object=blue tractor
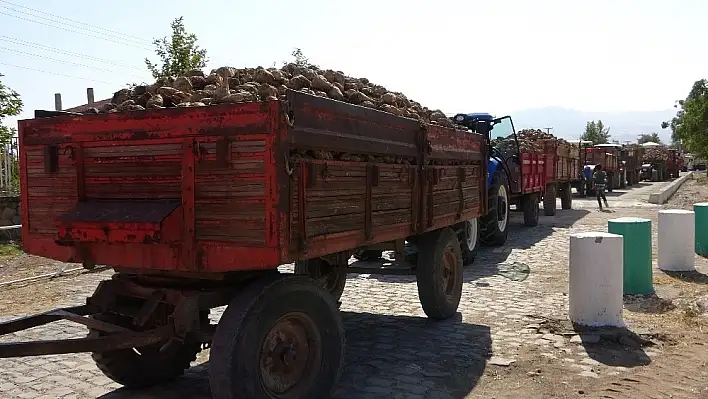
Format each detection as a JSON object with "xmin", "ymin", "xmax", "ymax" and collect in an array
[{"xmin": 451, "ymin": 112, "xmax": 525, "ymax": 248}]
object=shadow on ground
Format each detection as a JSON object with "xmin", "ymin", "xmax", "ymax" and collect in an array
[
  {"xmin": 662, "ymin": 270, "xmax": 708, "ymax": 285},
  {"xmin": 98, "ymin": 313, "xmax": 491, "ymax": 399},
  {"xmin": 359, "ymin": 208, "xmax": 588, "ymax": 284},
  {"xmin": 580, "ymin": 327, "xmax": 653, "ymax": 368}
]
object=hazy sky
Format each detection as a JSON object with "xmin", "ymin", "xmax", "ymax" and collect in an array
[{"xmin": 1, "ymin": 0, "xmax": 705, "ymax": 129}]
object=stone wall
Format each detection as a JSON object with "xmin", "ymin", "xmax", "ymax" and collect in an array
[{"xmin": 0, "ymin": 196, "xmax": 20, "ymax": 226}]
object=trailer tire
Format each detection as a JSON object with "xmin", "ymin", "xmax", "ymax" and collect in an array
[
  {"xmin": 480, "ymin": 170, "xmax": 509, "ymax": 247},
  {"xmin": 543, "ymin": 184, "xmax": 556, "ymax": 216},
  {"xmin": 522, "ymin": 193, "xmax": 539, "ymax": 227},
  {"xmin": 560, "ymin": 182, "xmax": 573, "ymax": 210},
  {"xmin": 416, "ymin": 227, "xmax": 463, "ymax": 320},
  {"xmin": 607, "ymin": 173, "xmax": 614, "ymax": 192},
  {"xmin": 294, "ymin": 258, "xmax": 346, "ymax": 301},
  {"xmin": 459, "ymin": 218, "xmax": 479, "ymax": 265},
  {"xmin": 89, "ymin": 313, "xmax": 204, "ymax": 389},
  {"xmin": 352, "ymin": 249, "xmax": 384, "ymax": 261},
  {"xmin": 209, "ymin": 275, "xmax": 344, "ymax": 399}
]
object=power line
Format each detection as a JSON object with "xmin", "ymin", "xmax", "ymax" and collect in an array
[
  {"xmin": 0, "ymin": 10, "xmax": 153, "ymax": 51},
  {"xmin": 0, "ymin": 62, "xmax": 117, "ymax": 84},
  {"xmin": 0, "ymin": 0, "xmax": 151, "ymax": 45},
  {"xmin": 0, "ymin": 46, "xmax": 145, "ymax": 78},
  {"xmin": 0, "ymin": 36, "xmax": 145, "ymax": 71}
]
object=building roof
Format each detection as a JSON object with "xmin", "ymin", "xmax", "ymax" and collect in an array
[{"xmin": 64, "ymin": 99, "xmax": 111, "ymax": 113}]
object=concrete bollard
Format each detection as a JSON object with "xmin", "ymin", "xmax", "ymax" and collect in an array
[
  {"xmin": 608, "ymin": 217, "xmax": 653, "ymax": 295},
  {"xmin": 695, "ymin": 203, "xmax": 708, "ymax": 257},
  {"xmin": 569, "ymin": 232, "xmax": 625, "ymax": 327},
  {"xmin": 658, "ymin": 209, "xmax": 696, "ymax": 272}
]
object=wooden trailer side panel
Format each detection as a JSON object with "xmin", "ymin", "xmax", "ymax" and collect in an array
[{"xmin": 282, "ymin": 92, "xmax": 486, "ymax": 262}]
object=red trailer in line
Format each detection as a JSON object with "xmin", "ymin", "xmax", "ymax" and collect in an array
[{"xmin": 0, "ymin": 90, "xmax": 490, "ymax": 398}]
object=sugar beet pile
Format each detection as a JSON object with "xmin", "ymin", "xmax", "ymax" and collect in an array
[
  {"xmin": 102, "ymin": 64, "xmax": 457, "ymax": 130},
  {"xmin": 90, "ymin": 64, "xmax": 573, "ymax": 164}
]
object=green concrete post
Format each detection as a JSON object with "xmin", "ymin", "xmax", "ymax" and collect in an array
[
  {"xmin": 608, "ymin": 217, "xmax": 654, "ymax": 295},
  {"xmin": 695, "ymin": 203, "xmax": 708, "ymax": 257}
]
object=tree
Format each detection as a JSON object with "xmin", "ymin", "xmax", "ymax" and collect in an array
[
  {"xmin": 580, "ymin": 120, "xmax": 611, "ymax": 144},
  {"xmin": 637, "ymin": 132, "xmax": 662, "ymax": 145},
  {"xmin": 662, "ymin": 79, "xmax": 708, "ymax": 158},
  {"xmin": 286, "ymin": 48, "xmax": 317, "ymax": 68},
  {"xmin": 145, "ymin": 17, "xmax": 208, "ymax": 79},
  {"xmin": 0, "ymin": 73, "xmax": 22, "ymax": 144}
]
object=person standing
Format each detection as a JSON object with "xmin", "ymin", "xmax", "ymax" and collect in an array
[{"xmin": 593, "ymin": 165, "xmax": 609, "ymax": 210}]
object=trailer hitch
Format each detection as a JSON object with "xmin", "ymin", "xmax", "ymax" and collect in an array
[{"xmin": 0, "ymin": 305, "xmax": 173, "ymax": 358}]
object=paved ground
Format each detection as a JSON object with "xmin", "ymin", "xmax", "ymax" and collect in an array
[{"xmin": 0, "ymin": 175, "xmax": 707, "ymax": 398}]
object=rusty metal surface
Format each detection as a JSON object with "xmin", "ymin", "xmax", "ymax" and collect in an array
[{"xmin": 0, "ymin": 327, "xmax": 173, "ymax": 358}]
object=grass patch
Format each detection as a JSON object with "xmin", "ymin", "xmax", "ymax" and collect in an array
[{"xmin": 0, "ymin": 242, "xmax": 23, "ymax": 257}]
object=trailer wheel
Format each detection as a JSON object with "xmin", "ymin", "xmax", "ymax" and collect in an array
[
  {"xmin": 352, "ymin": 249, "xmax": 384, "ymax": 261},
  {"xmin": 522, "ymin": 193, "xmax": 539, "ymax": 227},
  {"xmin": 209, "ymin": 276, "xmax": 344, "ymax": 399},
  {"xmin": 543, "ymin": 184, "xmax": 556, "ymax": 216},
  {"xmin": 294, "ymin": 258, "xmax": 346, "ymax": 301},
  {"xmin": 607, "ymin": 173, "xmax": 614, "ymax": 192},
  {"xmin": 480, "ymin": 170, "xmax": 509, "ymax": 246},
  {"xmin": 460, "ymin": 218, "xmax": 479, "ymax": 265},
  {"xmin": 577, "ymin": 181, "xmax": 586, "ymax": 197},
  {"xmin": 560, "ymin": 182, "xmax": 573, "ymax": 210},
  {"xmin": 416, "ymin": 227, "xmax": 463, "ymax": 320},
  {"xmin": 89, "ymin": 312, "xmax": 205, "ymax": 388}
]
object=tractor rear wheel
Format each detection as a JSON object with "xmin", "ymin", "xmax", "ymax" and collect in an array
[{"xmin": 209, "ymin": 276, "xmax": 344, "ymax": 399}]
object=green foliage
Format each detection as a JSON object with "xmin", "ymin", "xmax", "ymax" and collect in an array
[
  {"xmin": 637, "ymin": 132, "xmax": 662, "ymax": 145},
  {"xmin": 662, "ymin": 79, "xmax": 708, "ymax": 158},
  {"xmin": 581, "ymin": 120, "xmax": 611, "ymax": 144},
  {"xmin": 145, "ymin": 17, "xmax": 208, "ymax": 79},
  {"xmin": 0, "ymin": 73, "xmax": 22, "ymax": 144},
  {"xmin": 286, "ymin": 48, "xmax": 317, "ymax": 68}
]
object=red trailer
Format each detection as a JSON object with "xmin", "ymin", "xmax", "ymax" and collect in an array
[
  {"xmin": 534, "ymin": 139, "xmax": 579, "ymax": 216},
  {"xmin": 667, "ymin": 149, "xmax": 681, "ymax": 178},
  {"xmin": 0, "ymin": 90, "xmax": 488, "ymax": 398},
  {"xmin": 587, "ymin": 144, "xmax": 621, "ymax": 192}
]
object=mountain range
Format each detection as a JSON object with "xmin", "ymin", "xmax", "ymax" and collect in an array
[{"xmin": 509, "ymin": 107, "xmax": 677, "ymax": 144}]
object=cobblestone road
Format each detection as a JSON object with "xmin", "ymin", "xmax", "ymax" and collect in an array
[{"xmin": 0, "ymin": 179, "xmax": 706, "ymax": 398}]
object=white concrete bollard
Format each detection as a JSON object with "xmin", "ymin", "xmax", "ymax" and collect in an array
[
  {"xmin": 658, "ymin": 209, "xmax": 696, "ymax": 272},
  {"xmin": 569, "ymin": 232, "xmax": 625, "ymax": 327}
]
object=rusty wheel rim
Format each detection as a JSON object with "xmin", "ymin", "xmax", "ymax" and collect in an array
[
  {"xmin": 259, "ymin": 312, "xmax": 322, "ymax": 398},
  {"xmin": 441, "ymin": 246, "xmax": 459, "ymax": 302}
]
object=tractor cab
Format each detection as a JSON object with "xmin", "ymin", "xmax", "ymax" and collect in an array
[{"xmin": 451, "ymin": 113, "xmax": 522, "ymax": 193}]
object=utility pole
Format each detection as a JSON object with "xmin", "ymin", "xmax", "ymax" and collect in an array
[{"xmin": 544, "ymin": 127, "xmax": 553, "ymax": 135}]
